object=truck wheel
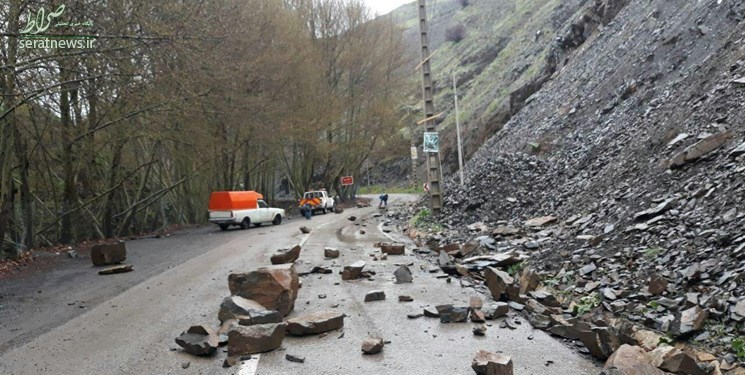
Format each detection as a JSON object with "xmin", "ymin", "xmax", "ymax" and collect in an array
[
  {"xmin": 272, "ymin": 215, "xmax": 282, "ymax": 225},
  {"xmin": 219, "ymin": 224, "xmax": 229, "ymax": 231},
  {"xmin": 240, "ymin": 218, "xmax": 250, "ymax": 230}
]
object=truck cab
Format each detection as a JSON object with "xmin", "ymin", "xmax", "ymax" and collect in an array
[{"xmin": 299, "ymin": 190, "xmax": 335, "ymax": 214}]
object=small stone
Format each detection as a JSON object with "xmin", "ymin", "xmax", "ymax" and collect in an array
[
  {"xmin": 673, "ymin": 306, "xmax": 708, "ymax": 338},
  {"xmin": 299, "ymin": 226, "xmax": 310, "ymax": 234},
  {"xmin": 285, "ymin": 353, "xmax": 305, "ymax": 363},
  {"xmin": 324, "ymin": 248, "xmax": 340, "ymax": 259},
  {"xmin": 579, "ymin": 263, "xmax": 597, "ymax": 276},
  {"xmin": 472, "ymin": 350, "xmax": 513, "ymax": 375},
  {"xmin": 181, "ymin": 361, "xmax": 190, "ymax": 369},
  {"xmin": 364, "ymin": 290, "xmax": 386, "ymax": 302},
  {"xmin": 270, "ymin": 244, "xmax": 301, "ymax": 265},
  {"xmin": 98, "ymin": 264, "xmax": 133, "ymax": 275},
  {"xmin": 175, "ymin": 325, "xmax": 219, "ymax": 356},
  {"xmin": 482, "ymin": 302, "xmax": 510, "ymax": 319},
  {"xmin": 473, "ymin": 325, "xmax": 487, "ymax": 336},
  {"xmin": 223, "ymin": 356, "xmax": 238, "ymax": 368},
  {"xmin": 381, "ymin": 243, "xmax": 405, "ymax": 255},
  {"xmin": 361, "ymin": 337, "xmax": 384, "ymax": 354},
  {"xmin": 525, "ymin": 216, "xmax": 557, "ymax": 227},
  {"xmin": 437, "ymin": 305, "xmax": 469, "ymax": 323},
  {"xmin": 342, "ymin": 261, "xmax": 366, "ymax": 280},
  {"xmin": 394, "ymin": 265, "xmax": 413, "ymax": 283},
  {"xmin": 399, "ymin": 295, "xmax": 414, "ymax": 302},
  {"xmin": 648, "ymin": 275, "xmax": 668, "ymax": 296},
  {"xmin": 423, "ymin": 307, "xmax": 440, "ymax": 318}
]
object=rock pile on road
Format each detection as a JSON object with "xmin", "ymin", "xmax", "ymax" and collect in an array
[{"xmin": 397, "ymin": 0, "xmax": 745, "ymax": 370}]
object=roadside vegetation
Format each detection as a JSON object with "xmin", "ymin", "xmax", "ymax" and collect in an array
[{"xmin": 0, "ymin": 0, "xmax": 408, "ymax": 258}]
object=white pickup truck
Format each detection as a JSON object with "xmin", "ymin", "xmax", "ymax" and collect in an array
[
  {"xmin": 208, "ymin": 191, "xmax": 286, "ymax": 231},
  {"xmin": 299, "ymin": 190, "xmax": 335, "ymax": 214}
]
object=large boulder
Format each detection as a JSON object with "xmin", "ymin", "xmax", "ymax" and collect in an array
[
  {"xmin": 90, "ymin": 242, "xmax": 126, "ymax": 266},
  {"xmin": 228, "ymin": 323, "xmax": 286, "ymax": 356},
  {"xmin": 228, "ymin": 264, "xmax": 299, "ymax": 316},
  {"xmin": 485, "ymin": 267, "xmax": 514, "ymax": 301},
  {"xmin": 286, "ymin": 311, "xmax": 345, "ymax": 336},
  {"xmin": 175, "ymin": 325, "xmax": 219, "ymax": 356},
  {"xmin": 218, "ymin": 296, "xmax": 281, "ymax": 324},
  {"xmin": 270, "ymin": 244, "xmax": 301, "ymax": 265}
]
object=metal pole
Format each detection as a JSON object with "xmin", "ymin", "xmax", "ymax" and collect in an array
[
  {"xmin": 417, "ymin": 0, "xmax": 443, "ymax": 213},
  {"xmin": 453, "ymin": 72, "xmax": 464, "ymax": 186}
]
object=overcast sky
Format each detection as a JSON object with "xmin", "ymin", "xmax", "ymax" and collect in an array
[{"xmin": 365, "ymin": 0, "xmax": 413, "ymax": 15}]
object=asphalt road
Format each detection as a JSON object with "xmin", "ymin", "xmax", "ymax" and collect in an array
[{"xmin": 0, "ymin": 194, "xmax": 601, "ymax": 374}]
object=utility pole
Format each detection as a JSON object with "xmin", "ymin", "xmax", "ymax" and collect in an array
[
  {"xmin": 453, "ymin": 72, "xmax": 464, "ymax": 186},
  {"xmin": 417, "ymin": 0, "xmax": 443, "ymax": 213}
]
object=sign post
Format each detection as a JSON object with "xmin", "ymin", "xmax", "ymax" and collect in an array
[{"xmin": 340, "ymin": 176, "xmax": 354, "ymax": 186}]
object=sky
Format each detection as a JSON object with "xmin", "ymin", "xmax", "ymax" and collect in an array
[{"xmin": 364, "ymin": 0, "xmax": 413, "ymax": 15}]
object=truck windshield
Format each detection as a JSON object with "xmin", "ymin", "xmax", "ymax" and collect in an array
[{"xmin": 258, "ymin": 201, "xmax": 268, "ymax": 208}]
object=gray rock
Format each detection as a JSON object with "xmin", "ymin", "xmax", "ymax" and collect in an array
[
  {"xmin": 227, "ymin": 323, "xmax": 286, "ymax": 356},
  {"xmin": 485, "ymin": 267, "xmax": 514, "ymax": 300},
  {"xmin": 364, "ymin": 290, "xmax": 386, "ymax": 302},
  {"xmin": 394, "ymin": 265, "xmax": 413, "ymax": 283},
  {"xmin": 472, "ymin": 350, "xmax": 514, "ymax": 375},
  {"xmin": 672, "ymin": 306, "xmax": 708, "ymax": 338},
  {"xmin": 361, "ymin": 337, "xmax": 384, "ymax": 354},
  {"xmin": 286, "ymin": 311, "xmax": 345, "ymax": 336},
  {"xmin": 219, "ymin": 296, "xmax": 281, "ymax": 324},
  {"xmin": 437, "ymin": 305, "xmax": 469, "ymax": 323},
  {"xmin": 324, "ymin": 247, "xmax": 340, "ymax": 259},
  {"xmin": 285, "ymin": 353, "xmax": 305, "ymax": 363},
  {"xmin": 175, "ymin": 325, "xmax": 219, "ymax": 356},
  {"xmin": 634, "ymin": 199, "xmax": 676, "ymax": 222},
  {"xmin": 342, "ymin": 261, "xmax": 366, "ymax": 280},
  {"xmin": 270, "ymin": 244, "xmax": 301, "ymax": 265},
  {"xmin": 668, "ymin": 131, "xmax": 733, "ymax": 168},
  {"xmin": 91, "ymin": 242, "xmax": 127, "ymax": 266}
]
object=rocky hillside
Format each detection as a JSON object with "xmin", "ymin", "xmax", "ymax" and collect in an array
[
  {"xmin": 398, "ymin": 0, "xmax": 745, "ymax": 372},
  {"xmin": 393, "ymin": 0, "xmax": 635, "ymax": 173}
]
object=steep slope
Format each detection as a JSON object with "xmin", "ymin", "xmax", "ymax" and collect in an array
[
  {"xmin": 393, "ymin": 0, "xmax": 632, "ymax": 173},
  {"xmin": 404, "ymin": 0, "xmax": 745, "ymax": 364}
]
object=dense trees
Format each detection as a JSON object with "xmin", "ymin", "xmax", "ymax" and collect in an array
[{"xmin": 0, "ymin": 0, "xmax": 407, "ymax": 258}]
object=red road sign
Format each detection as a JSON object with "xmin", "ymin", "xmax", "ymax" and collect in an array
[{"xmin": 340, "ymin": 176, "xmax": 354, "ymax": 186}]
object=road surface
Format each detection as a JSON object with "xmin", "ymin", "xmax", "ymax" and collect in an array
[{"xmin": 0, "ymin": 194, "xmax": 601, "ymax": 374}]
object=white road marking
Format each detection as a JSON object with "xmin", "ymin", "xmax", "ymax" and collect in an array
[{"xmin": 238, "ymin": 354, "xmax": 260, "ymax": 375}]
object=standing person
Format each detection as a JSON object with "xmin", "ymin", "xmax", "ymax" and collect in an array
[{"xmin": 302, "ymin": 203, "xmax": 312, "ymax": 220}]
